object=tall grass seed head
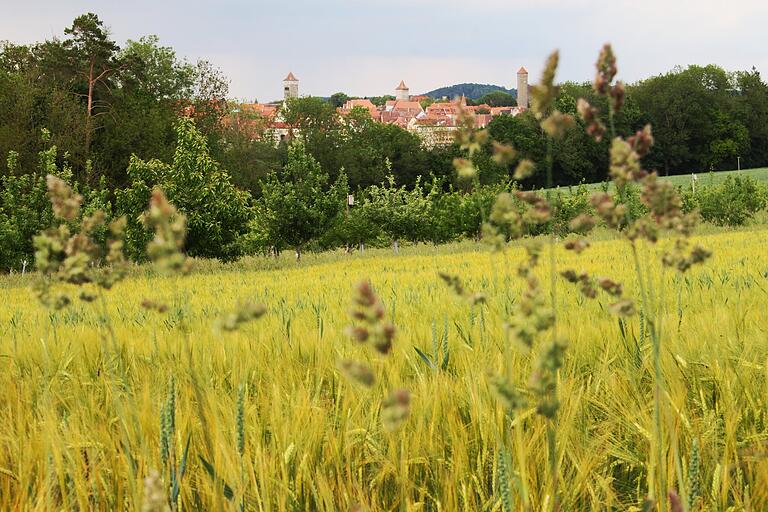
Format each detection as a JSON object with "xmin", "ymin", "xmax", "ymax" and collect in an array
[
  {"xmin": 530, "ymin": 50, "xmax": 560, "ymax": 118},
  {"xmin": 142, "ymin": 469, "xmax": 170, "ymax": 512},
  {"xmin": 144, "ymin": 189, "xmax": 188, "ymax": 273},
  {"xmin": 381, "ymin": 389, "xmax": 411, "ymax": 432},
  {"xmin": 491, "ymin": 141, "xmax": 517, "ymax": 166},
  {"xmin": 347, "ymin": 281, "xmax": 395, "ymax": 355},
  {"xmin": 338, "ymin": 360, "xmax": 376, "ymax": 387},
  {"xmin": 541, "ymin": 110, "xmax": 575, "ymax": 139},
  {"xmin": 513, "ymin": 159, "xmax": 536, "ymax": 181},
  {"xmin": 595, "ymin": 43, "xmax": 617, "ymax": 95},
  {"xmin": 577, "ymin": 99, "xmax": 606, "ymax": 142},
  {"xmin": 628, "ymin": 124, "xmax": 654, "ymax": 157},
  {"xmin": 46, "ymin": 174, "xmax": 82, "ymax": 221}
]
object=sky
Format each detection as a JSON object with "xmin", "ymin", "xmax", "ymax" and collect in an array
[{"xmin": 2, "ymin": 0, "xmax": 766, "ymax": 102}]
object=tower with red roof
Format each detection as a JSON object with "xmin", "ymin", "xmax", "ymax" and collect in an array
[
  {"xmin": 395, "ymin": 80, "xmax": 410, "ymax": 102},
  {"xmin": 283, "ymin": 72, "xmax": 299, "ymax": 100}
]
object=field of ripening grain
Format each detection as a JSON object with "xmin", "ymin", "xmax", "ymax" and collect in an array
[{"xmin": 1, "ymin": 229, "xmax": 767, "ymax": 510}]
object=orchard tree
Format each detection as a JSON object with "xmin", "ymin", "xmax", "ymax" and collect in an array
[
  {"xmin": 117, "ymin": 117, "xmax": 252, "ymax": 261},
  {"xmin": 255, "ymin": 140, "xmax": 347, "ymax": 260},
  {"xmin": 363, "ymin": 172, "xmax": 431, "ymax": 253}
]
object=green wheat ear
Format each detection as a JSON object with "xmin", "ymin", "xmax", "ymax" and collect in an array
[
  {"xmin": 496, "ymin": 447, "xmax": 513, "ymax": 512},
  {"xmin": 236, "ymin": 385, "xmax": 245, "ymax": 457},
  {"xmin": 688, "ymin": 438, "xmax": 701, "ymax": 509}
]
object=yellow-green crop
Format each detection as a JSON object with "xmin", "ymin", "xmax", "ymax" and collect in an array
[{"xmin": 1, "ymin": 229, "xmax": 767, "ymax": 510}]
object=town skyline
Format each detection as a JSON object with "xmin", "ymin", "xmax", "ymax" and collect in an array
[{"xmin": 2, "ymin": 0, "xmax": 766, "ymax": 101}]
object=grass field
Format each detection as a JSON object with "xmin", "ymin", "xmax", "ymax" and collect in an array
[
  {"xmin": 551, "ymin": 166, "xmax": 768, "ymax": 194},
  {"xmin": 1, "ymin": 226, "xmax": 768, "ymax": 510}
]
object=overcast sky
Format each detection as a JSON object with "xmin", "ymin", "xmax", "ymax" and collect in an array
[{"xmin": 2, "ymin": 0, "xmax": 766, "ymax": 102}]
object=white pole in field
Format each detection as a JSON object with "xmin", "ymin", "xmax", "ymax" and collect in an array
[{"xmin": 737, "ymin": 156, "xmax": 741, "ymax": 171}]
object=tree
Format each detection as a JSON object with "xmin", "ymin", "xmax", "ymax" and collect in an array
[
  {"xmin": 329, "ymin": 92, "xmax": 350, "ymax": 108},
  {"xmin": 476, "ymin": 90, "xmax": 516, "ymax": 107},
  {"xmin": 63, "ymin": 13, "xmax": 122, "ymax": 156},
  {"xmin": 117, "ymin": 117, "xmax": 252, "ymax": 261},
  {"xmin": 362, "ymin": 173, "xmax": 431, "ymax": 253},
  {"xmin": 255, "ymin": 141, "xmax": 346, "ymax": 259}
]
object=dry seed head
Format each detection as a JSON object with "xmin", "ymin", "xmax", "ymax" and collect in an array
[
  {"xmin": 609, "ymin": 138, "xmax": 641, "ymax": 188},
  {"xmin": 348, "ymin": 281, "xmax": 395, "ymax": 355},
  {"xmin": 144, "ymin": 189, "xmax": 188, "ymax": 273},
  {"xmin": 577, "ymin": 99, "xmax": 606, "ymax": 142},
  {"xmin": 668, "ymin": 490, "xmax": 684, "ymax": 512},
  {"xmin": 141, "ymin": 299, "xmax": 169, "ymax": 313},
  {"xmin": 541, "ymin": 110, "xmax": 575, "ymax": 139},
  {"xmin": 491, "ymin": 141, "xmax": 517, "ymax": 166},
  {"xmin": 218, "ymin": 302, "xmax": 267, "ymax": 331},
  {"xmin": 628, "ymin": 124, "xmax": 654, "ymax": 157},
  {"xmin": 142, "ymin": 469, "xmax": 170, "ymax": 512},
  {"xmin": 513, "ymin": 159, "xmax": 536, "ymax": 181},
  {"xmin": 489, "ymin": 373, "xmax": 525, "ymax": 412},
  {"xmin": 589, "ymin": 192, "xmax": 626, "ymax": 229},
  {"xmin": 338, "ymin": 360, "xmax": 376, "ymax": 387},
  {"xmin": 46, "ymin": 174, "xmax": 82, "ymax": 221},
  {"xmin": 452, "ymin": 157, "xmax": 477, "ymax": 180},
  {"xmin": 569, "ymin": 214, "xmax": 596, "ymax": 234},
  {"xmin": 381, "ymin": 389, "xmax": 411, "ymax": 432},
  {"xmin": 641, "ymin": 173, "xmax": 682, "ymax": 223},
  {"xmin": 597, "ymin": 277, "xmax": 623, "ymax": 297},
  {"xmin": 595, "ymin": 44, "xmax": 618, "ymax": 95},
  {"xmin": 564, "ymin": 237, "xmax": 590, "ymax": 254},
  {"xmin": 530, "ymin": 50, "xmax": 559, "ymax": 118},
  {"xmin": 608, "ymin": 299, "xmax": 636, "ymax": 317},
  {"xmin": 611, "ymin": 81, "xmax": 626, "ymax": 111}
]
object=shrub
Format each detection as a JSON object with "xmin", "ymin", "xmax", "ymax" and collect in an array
[
  {"xmin": 695, "ymin": 175, "xmax": 767, "ymax": 226},
  {"xmin": 117, "ymin": 118, "xmax": 253, "ymax": 261}
]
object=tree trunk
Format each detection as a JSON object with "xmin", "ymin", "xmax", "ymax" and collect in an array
[
  {"xmin": 295, "ymin": 247, "xmax": 302, "ymax": 262},
  {"xmin": 85, "ymin": 59, "xmax": 95, "ymax": 156},
  {"xmin": 359, "ymin": 242, "xmax": 365, "ymax": 254},
  {"xmin": 393, "ymin": 240, "xmax": 399, "ymax": 255}
]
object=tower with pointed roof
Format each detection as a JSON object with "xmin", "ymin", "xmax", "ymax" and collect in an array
[
  {"xmin": 395, "ymin": 80, "xmax": 409, "ymax": 102},
  {"xmin": 283, "ymin": 72, "xmax": 299, "ymax": 100},
  {"xmin": 516, "ymin": 67, "xmax": 528, "ymax": 109}
]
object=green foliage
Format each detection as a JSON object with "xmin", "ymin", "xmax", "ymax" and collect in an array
[
  {"xmin": 690, "ymin": 175, "xmax": 767, "ymax": 225},
  {"xmin": 117, "ymin": 117, "xmax": 252, "ymax": 260},
  {"xmin": 362, "ymin": 174, "xmax": 432, "ymax": 247},
  {"xmin": 424, "ymin": 83, "xmax": 516, "ymax": 100},
  {"xmin": 476, "ymin": 90, "xmax": 517, "ymax": 107},
  {"xmin": 250, "ymin": 141, "xmax": 346, "ymax": 257}
]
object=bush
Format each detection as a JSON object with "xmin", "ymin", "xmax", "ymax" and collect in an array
[
  {"xmin": 694, "ymin": 175, "xmax": 767, "ymax": 226},
  {"xmin": 117, "ymin": 118, "xmax": 253, "ymax": 261}
]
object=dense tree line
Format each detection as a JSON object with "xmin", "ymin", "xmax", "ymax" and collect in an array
[{"xmin": 1, "ymin": 13, "xmax": 767, "ymax": 268}]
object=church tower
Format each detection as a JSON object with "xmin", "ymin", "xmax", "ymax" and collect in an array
[
  {"xmin": 283, "ymin": 72, "xmax": 299, "ymax": 100},
  {"xmin": 516, "ymin": 67, "xmax": 528, "ymax": 108},
  {"xmin": 395, "ymin": 80, "xmax": 409, "ymax": 102}
]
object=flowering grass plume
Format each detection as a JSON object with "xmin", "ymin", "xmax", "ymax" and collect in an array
[
  {"xmin": 32, "ymin": 175, "xmax": 128, "ymax": 309},
  {"xmin": 143, "ymin": 188, "xmax": 188, "ymax": 274},
  {"xmin": 346, "ymin": 280, "xmax": 395, "ymax": 355},
  {"xmin": 216, "ymin": 302, "xmax": 267, "ymax": 332}
]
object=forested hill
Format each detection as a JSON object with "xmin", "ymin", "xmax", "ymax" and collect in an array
[{"xmin": 423, "ymin": 83, "xmax": 517, "ymax": 100}]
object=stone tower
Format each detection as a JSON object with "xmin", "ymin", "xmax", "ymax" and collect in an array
[
  {"xmin": 395, "ymin": 80, "xmax": 409, "ymax": 102},
  {"xmin": 283, "ymin": 72, "xmax": 299, "ymax": 100},
  {"xmin": 516, "ymin": 67, "xmax": 528, "ymax": 108}
]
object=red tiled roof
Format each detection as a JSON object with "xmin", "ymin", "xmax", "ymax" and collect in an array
[
  {"xmin": 341, "ymin": 99, "xmax": 379, "ymax": 117},
  {"xmin": 518, "ymin": 67, "xmax": 528, "ymax": 74},
  {"xmin": 396, "ymin": 80, "xmax": 408, "ymax": 90},
  {"xmin": 284, "ymin": 72, "xmax": 298, "ymax": 81}
]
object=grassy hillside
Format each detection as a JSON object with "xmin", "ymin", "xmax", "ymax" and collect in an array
[
  {"xmin": 423, "ymin": 83, "xmax": 516, "ymax": 100},
  {"xmin": 550, "ymin": 166, "xmax": 768, "ymax": 193}
]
